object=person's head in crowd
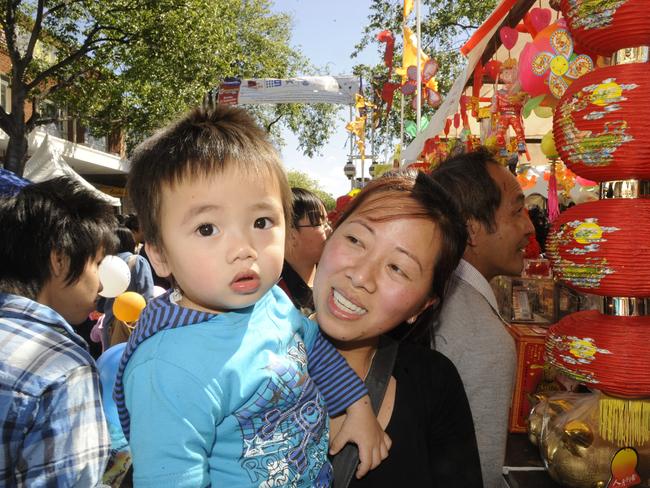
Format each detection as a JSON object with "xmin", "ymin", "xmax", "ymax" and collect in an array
[
  {"xmin": 115, "ymin": 226, "xmax": 137, "ymax": 254},
  {"xmin": 527, "ymin": 205, "xmax": 550, "ymax": 255},
  {"xmin": 314, "ymin": 171, "xmax": 468, "ymax": 346},
  {"xmin": 116, "ymin": 213, "xmax": 126, "ymax": 226},
  {"xmin": 285, "ymin": 188, "xmax": 331, "ymax": 279},
  {"xmin": 431, "ymin": 147, "xmax": 534, "ymax": 281},
  {"xmin": 127, "ymin": 104, "xmax": 291, "ymax": 313},
  {"xmin": 123, "ymin": 213, "xmax": 144, "ymax": 244},
  {"xmin": 0, "ymin": 177, "xmax": 117, "ymax": 325}
]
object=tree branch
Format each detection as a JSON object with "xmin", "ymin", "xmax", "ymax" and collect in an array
[
  {"xmin": 22, "ymin": 0, "xmax": 45, "ymax": 68},
  {"xmin": 265, "ymin": 113, "xmax": 284, "ymax": 132},
  {"xmin": 25, "ymin": 25, "xmax": 129, "ymax": 91}
]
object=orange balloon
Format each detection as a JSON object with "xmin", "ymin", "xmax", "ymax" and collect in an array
[{"xmin": 113, "ymin": 292, "xmax": 146, "ymax": 323}]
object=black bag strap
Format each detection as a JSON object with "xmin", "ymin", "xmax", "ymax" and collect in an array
[{"xmin": 331, "ymin": 335, "xmax": 399, "ymax": 488}]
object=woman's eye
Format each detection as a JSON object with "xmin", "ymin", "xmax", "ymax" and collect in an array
[
  {"xmin": 197, "ymin": 224, "xmax": 218, "ymax": 237},
  {"xmin": 389, "ymin": 264, "xmax": 409, "ymax": 279},
  {"xmin": 345, "ymin": 235, "xmax": 360, "ymax": 245},
  {"xmin": 254, "ymin": 217, "xmax": 273, "ymax": 229}
]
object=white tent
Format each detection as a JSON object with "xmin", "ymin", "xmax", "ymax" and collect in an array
[{"xmin": 23, "ymin": 134, "xmax": 121, "ymax": 206}]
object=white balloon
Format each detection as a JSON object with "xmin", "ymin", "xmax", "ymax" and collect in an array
[
  {"xmin": 153, "ymin": 285, "xmax": 167, "ymax": 297},
  {"xmin": 98, "ymin": 256, "xmax": 131, "ymax": 298}
]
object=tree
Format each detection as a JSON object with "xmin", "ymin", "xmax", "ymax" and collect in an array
[
  {"xmin": 0, "ymin": 0, "xmax": 342, "ymax": 176},
  {"xmin": 350, "ymin": 0, "xmax": 497, "ymax": 154},
  {"xmin": 287, "ymin": 169, "xmax": 335, "ymax": 211}
]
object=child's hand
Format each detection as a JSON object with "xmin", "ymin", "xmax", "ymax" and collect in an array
[{"xmin": 329, "ymin": 394, "xmax": 391, "ymax": 478}]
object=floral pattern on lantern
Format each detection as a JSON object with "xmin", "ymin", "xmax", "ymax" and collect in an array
[
  {"xmin": 561, "ymin": 0, "xmax": 650, "ymax": 55},
  {"xmin": 553, "ymin": 63, "xmax": 650, "ymax": 182},
  {"xmin": 547, "ymin": 311, "xmax": 650, "ymax": 397},
  {"xmin": 546, "ymin": 199, "xmax": 650, "ymax": 296}
]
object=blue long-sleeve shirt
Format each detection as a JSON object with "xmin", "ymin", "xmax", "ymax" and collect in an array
[{"xmin": 114, "ymin": 286, "xmax": 367, "ymax": 487}]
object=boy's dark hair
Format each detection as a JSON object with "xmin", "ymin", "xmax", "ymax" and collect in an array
[
  {"xmin": 334, "ymin": 171, "xmax": 468, "ymax": 345},
  {"xmin": 431, "ymin": 147, "xmax": 502, "ymax": 233},
  {"xmin": 290, "ymin": 187, "xmax": 326, "ymax": 228},
  {"xmin": 127, "ymin": 105, "xmax": 291, "ymax": 247},
  {"xmin": 0, "ymin": 177, "xmax": 117, "ymax": 299},
  {"xmin": 116, "ymin": 226, "xmax": 137, "ymax": 253}
]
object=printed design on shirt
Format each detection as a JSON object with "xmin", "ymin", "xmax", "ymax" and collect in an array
[{"xmin": 234, "ymin": 337, "xmax": 331, "ymax": 487}]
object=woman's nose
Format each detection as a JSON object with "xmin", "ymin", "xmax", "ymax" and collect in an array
[{"xmin": 346, "ymin": 259, "xmax": 377, "ymax": 294}]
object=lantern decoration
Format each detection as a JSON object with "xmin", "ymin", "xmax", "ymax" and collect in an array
[
  {"xmin": 538, "ymin": 0, "xmax": 650, "ymax": 480},
  {"xmin": 519, "ymin": 20, "xmax": 594, "ymax": 104},
  {"xmin": 546, "ymin": 310, "xmax": 650, "ymax": 397},
  {"xmin": 546, "ymin": 198, "xmax": 650, "ymax": 297},
  {"xmin": 560, "ymin": 0, "xmax": 650, "ymax": 56},
  {"xmin": 553, "ymin": 63, "xmax": 650, "ymax": 182},
  {"xmin": 343, "ymin": 161, "xmax": 356, "ymax": 180}
]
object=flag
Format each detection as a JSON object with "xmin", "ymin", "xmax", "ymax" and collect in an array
[{"xmin": 404, "ymin": 0, "xmax": 414, "ymax": 19}]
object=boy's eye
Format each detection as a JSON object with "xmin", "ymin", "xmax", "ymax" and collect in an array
[
  {"xmin": 254, "ymin": 217, "xmax": 273, "ymax": 229},
  {"xmin": 197, "ymin": 224, "xmax": 218, "ymax": 237}
]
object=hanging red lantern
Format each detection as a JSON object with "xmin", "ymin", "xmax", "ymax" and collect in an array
[
  {"xmin": 553, "ymin": 62, "xmax": 650, "ymax": 182},
  {"xmin": 560, "ymin": 0, "xmax": 650, "ymax": 56},
  {"xmin": 546, "ymin": 199, "xmax": 650, "ymax": 296},
  {"xmin": 547, "ymin": 310, "xmax": 650, "ymax": 397}
]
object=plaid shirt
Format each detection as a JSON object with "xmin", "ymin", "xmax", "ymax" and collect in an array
[{"xmin": 0, "ymin": 293, "xmax": 110, "ymax": 487}]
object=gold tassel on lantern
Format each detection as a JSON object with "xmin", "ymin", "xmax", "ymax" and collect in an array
[{"xmin": 599, "ymin": 395, "xmax": 650, "ymax": 446}]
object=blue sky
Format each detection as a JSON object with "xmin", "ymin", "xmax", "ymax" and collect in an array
[{"xmin": 270, "ymin": 0, "xmax": 380, "ymax": 197}]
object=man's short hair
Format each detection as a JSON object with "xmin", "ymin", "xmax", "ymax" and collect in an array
[
  {"xmin": 127, "ymin": 105, "xmax": 292, "ymax": 247},
  {"xmin": 0, "ymin": 177, "xmax": 117, "ymax": 299},
  {"xmin": 431, "ymin": 147, "xmax": 502, "ymax": 233}
]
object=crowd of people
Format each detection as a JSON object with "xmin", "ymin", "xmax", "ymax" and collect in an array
[{"xmin": 0, "ymin": 104, "xmax": 536, "ymax": 487}]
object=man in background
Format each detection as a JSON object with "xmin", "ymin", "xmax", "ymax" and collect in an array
[{"xmin": 431, "ymin": 148, "xmax": 535, "ymax": 488}]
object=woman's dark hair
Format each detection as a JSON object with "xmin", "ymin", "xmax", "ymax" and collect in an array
[
  {"xmin": 0, "ymin": 177, "xmax": 117, "ymax": 299},
  {"xmin": 334, "ymin": 171, "xmax": 468, "ymax": 345},
  {"xmin": 116, "ymin": 226, "xmax": 137, "ymax": 253},
  {"xmin": 290, "ymin": 187, "xmax": 326, "ymax": 228},
  {"xmin": 431, "ymin": 147, "xmax": 502, "ymax": 233}
]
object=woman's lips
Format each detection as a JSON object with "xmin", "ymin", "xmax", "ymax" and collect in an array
[{"xmin": 327, "ymin": 288, "xmax": 367, "ymax": 320}]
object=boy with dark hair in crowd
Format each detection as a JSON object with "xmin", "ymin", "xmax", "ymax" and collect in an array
[
  {"xmin": 0, "ymin": 177, "xmax": 116, "ymax": 486},
  {"xmin": 114, "ymin": 105, "xmax": 389, "ymax": 487}
]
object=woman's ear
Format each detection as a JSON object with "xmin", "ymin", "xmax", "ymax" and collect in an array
[
  {"xmin": 407, "ymin": 296, "xmax": 439, "ymax": 324},
  {"xmin": 145, "ymin": 242, "xmax": 172, "ymax": 278}
]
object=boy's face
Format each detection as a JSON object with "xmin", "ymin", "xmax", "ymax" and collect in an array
[{"xmin": 147, "ymin": 166, "xmax": 286, "ymax": 314}]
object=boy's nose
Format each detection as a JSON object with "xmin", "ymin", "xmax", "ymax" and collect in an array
[{"xmin": 227, "ymin": 234, "xmax": 257, "ymax": 263}]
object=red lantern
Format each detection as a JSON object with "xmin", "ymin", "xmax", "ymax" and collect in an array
[
  {"xmin": 560, "ymin": 0, "xmax": 650, "ymax": 56},
  {"xmin": 547, "ymin": 310, "xmax": 650, "ymax": 397},
  {"xmin": 546, "ymin": 199, "xmax": 650, "ymax": 297},
  {"xmin": 553, "ymin": 63, "xmax": 650, "ymax": 182}
]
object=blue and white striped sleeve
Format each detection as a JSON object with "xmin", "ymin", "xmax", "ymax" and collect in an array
[
  {"xmin": 306, "ymin": 330, "xmax": 368, "ymax": 416},
  {"xmin": 18, "ymin": 365, "xmax": 110, "ymax": 487}
]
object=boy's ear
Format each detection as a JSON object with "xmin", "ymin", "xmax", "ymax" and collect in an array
[
  {"xmin": 145, "ymin": 242, "xmax": 172, "ymax": 278},
  {"xmin": 49, "ymin": 251, "xmax": 68, "ymax": 279}
]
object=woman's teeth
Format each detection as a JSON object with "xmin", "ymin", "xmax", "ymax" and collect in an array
[{"xmin": 333, "ymin": 289, "xmax": 367, "ymax": 315}]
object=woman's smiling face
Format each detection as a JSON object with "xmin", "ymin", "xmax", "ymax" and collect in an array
[{"xmin": 313, "ymin": 195, "xmax": 440, "ymax": 345}]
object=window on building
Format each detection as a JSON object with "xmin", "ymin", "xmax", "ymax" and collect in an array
[
  {"xmin": 0, "ymin": 75, "xmax": 10, "ymax": 113},
  {"xmin": 39, "ymin": 100, "xmax": 67, "ymax": 139}
]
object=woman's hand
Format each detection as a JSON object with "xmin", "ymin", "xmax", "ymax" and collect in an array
[{"xmin": 329, "ymin": 394, "xmax": 391, "ymax": 478}]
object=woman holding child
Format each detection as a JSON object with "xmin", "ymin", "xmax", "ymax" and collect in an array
[{"xmin": 317, "ymin": 172, "xmax": 484, "ymax": 487}]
